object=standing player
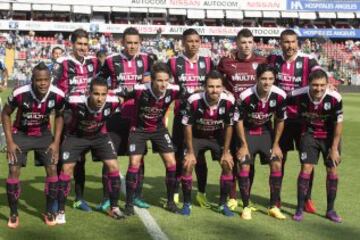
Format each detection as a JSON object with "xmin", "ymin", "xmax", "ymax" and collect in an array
[
  {"xmin": 218, "ymin": 28, "xmax": 266, "ymax": 210},
  {"xmin": 120, "ymin": 63, "xmax": 180, "ymax": 215},
  {"xmin": 99, "ymin": 27, "xmax": 156, "ymax": 211},
  {"xmin": 57, "ymin": 77, "xmax": 125, "ymax": 223},
  {"xmin": 180, "ymin": 70, "xmax": 235, "ymax": 216},
  {"xmin": 267, "ymin": 29, "xmax": 319, "ymax": 212},
  {"xmin": 235, "ymin": 64, "xmax": 287, "ymax": 220},
  {"xmin": 53, "ymin": 28, "xmax": 101, "ymax": 212},
  {"xmin": 290, "ymin": 69, "xmax": 343, "ymax": 223},
  {"xmin": 2, "ymin": 63, "xmax": 65, "ymax": 228},
  {"xmin": 168, "ymin": 28, "xmax": 214, "ymax": 208}
]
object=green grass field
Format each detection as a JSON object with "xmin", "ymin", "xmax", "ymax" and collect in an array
[{"xmin": 0, "ymin": 90, "xmax": 359, "ymax": 240}]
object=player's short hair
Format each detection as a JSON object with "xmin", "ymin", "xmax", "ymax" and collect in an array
[
  {"xmin": 71, "ymin": 28, "xmax": 88, "ymax": 43},
  {"xmin": 280, "ymin": 29, "xmax": 298, "ymax": 40},
  {"xmin": 309, "ymin": 67, "xmax": 328, "ymax": 83},
  {"xmin": 205, "ymin": 70, "xmax": 224, "ymax": 86},
  {"xmin": 150, "ymin": 62, "xmax": 171, "ymax": 80},
  {"xmin": 182, "ymin": 28, "xmax": 200, "ymax": 40},
  {"xmin": 256, "ymin": 64, "xmax": 277, "ymax": 79},
  {"xmin": 32, "ymin": 62, "xmax": 50, "ymax": 82},
  {"xmin": 51, "ymin": 46, "xmax": 64, "ymax": 54},
  {"xmin": 90, "ymin": 76, "xmax": 109, "ymax": 92},
  {"xmin": 236, "ymin": 28, "xmax": 253, "ymax": 40},
  {"xmin": 123, "ymin": 27, "xmax": 140, "ymax": 40}
]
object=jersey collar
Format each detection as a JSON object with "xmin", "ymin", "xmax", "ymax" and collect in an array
[
  {"xmin": 253, "ymin": 85, "xmax": 273, "ymax": 103},
  {"xmin": 307, "ymin": 86, "xmax": 329, "ymax": 105},
  {"xmin": 30, "ymin": 84, "xmax": 52, "ymax": 104},
  {"xmin": 85, "ymin": 95, "xmax": 106, "ymax": 114},
  {"xmin": 146, "ymin": 82, "xmax": 167, "ymax": 100}
]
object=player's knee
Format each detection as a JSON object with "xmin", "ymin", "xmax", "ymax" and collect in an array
[
  {"xmin": 45, "ymin": 164, "xmax": 58, "ymax": 177},
  {"xmin": 270, "ymin": 161, "xmax": 282, "ymax": 172},
  {"xmin": 105, "ymin": 160, "xmax": 119, "ymax": 172},
  {"xmin": 326, "ymin": 167, "xmax": 337, "ymax": 175},
  {"xmin": 8, "ymin": 166, "xmax": 20, "ymax": 179},
  {"xmin": 62, "ymin": 163, "xmax": 75, "ymax": 176},
  {"xmin": 301, "ymin": 164, "xmax": 313, "ymax": 174}
]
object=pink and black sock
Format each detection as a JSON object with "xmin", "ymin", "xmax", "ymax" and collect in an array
[
  {"xmin": 107, "ymin": 171, "xmax": 121, "ymax": 208},
  {"xmin": 305, "ymin": 170, "xmax": 315, "ymax": 201},
  {"xmin": 219, "ymin": 174, "xmax": 233, "ymax": 206},
  {"xmin": 181, "ymin": 175, "xmax": 193, "ymax": 204},
  {"xmin": 58, "ymin": 172, "xmax": 71, "ymax": 212},
  {"xmin": 229, "ymin": 166, "xmax": 237, "ymax": 199},
  {"xmin": 6, "ymin": 178, "xmax": 21, "ymax": 216},
  {"xmin": 195, "ymin": 160, "xmax": 208, "ymax": 194},
  {"xmin": 326, "ymin": 173, "xmax": 338, "ymax": 212},
  {"xmin": 297, "ymin": 172, "xmax": 311, "ymax": 212},
  {"xmin": 126, "ymin": 166, "xmax": 139, "ymax": 206},
  {"xmin": 165, "ymin": 165, "xmax": 177, "ymax": 203},
  {"xmin": 238, "ymin": 170, "xmax": 250, "ymax": 207},
  {"xmin": 135, "ymin": 159, "xmax": 145, "ymax": 199},
  {"xmin": 45, "ymin": 176, "xmax": 58, "ymax": 214},
  {"xmin": 269, "ymin": 171, "xmax": 282, "ymax": 207}
]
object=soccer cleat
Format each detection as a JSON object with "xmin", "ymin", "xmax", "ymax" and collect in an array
[
  {"xmin": 326, "ymin": 210, "xmax": 342, "ymax": 223},
  {"xmin": 227, "ymin": 198, "xmax": 238, "ymax": 211},
  {"xmin": 109, "ymin": 207, "xmax": 126, "ymax": 220},
  {"xmin": 196, "ymin": 192, "xmax": 211, "ymax": 209},
  {"xmin": 7, "ymin": 215, "xmax": 19, "ymax": 229},
  {"xmin": 173, "ymin": 193, "xmax": 180, "ymax": 205},
  {"xmin": 56, "ymin": 212, "xmax": 66, "ymax": 224},
  {"xmin": 241, "ymin": 207, "xmax": 252, "ymax": 220},
  {"xmin": 165, "ymin": 201, "xmax": 180, "ymax": 214},
  {"xmin": 304, "ymin": 199, "xmax": 317, "ymax": 214},
  {"xmin": 134, "ymin": 198, "xmax": 150, "ymax": 209},
  {"xmin": 179, "ymin": 203, "xmax": 192, "ymax": 216},
  {"xmin": 292, "ymin": 210, "xmax": 304, "ymax": 222},
  {"xmin": 124, "ymin": 205, "xmax": 135, "ymax": 216},
  {"xmin": 268, "ymin": 207, "xmax": 286, "ymax": 220},
  {"xmin": 96, "ymin": 199, "xmax": 110, "ymax": 212},
  {"xmin": 248, "ymin": 201, "xmax": 258, "ymax": 212},
  {"xmin": 73, "ymin": 199, "xmax": 92, "ymax": 212},
  {"xmin": 44, "ymin": 213, "xmax": 57, "ymax": 226},
  {"xmin": 219, "ymin": 204, "xmax": 235, "ymax": 217}
]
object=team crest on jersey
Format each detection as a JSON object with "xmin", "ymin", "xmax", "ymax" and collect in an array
[
  {"xmin": 137, "ymin": 60, "xmax": 143, "ymax": 68},
  {"xmin": 199, "ymin": 61, "xmax": 205, "ymax": 69},
  {"xmin": 48, "ymin": 100, "xmax": 55, "ymax": 108},
  {"xmin": 269, "ymin": 100, "xmax": 276, "ymax": 107},
  {"xmin": 296, "ymin": 62, "xmax": 303, "ymax": 69},
  {"xmin": 324, "ymin": 102, "xmax": 331, "ymax": 110},
  {"xmin": 87, "ymin": 64, "xmax": 93, "ymax": 72},
  {"xmin": 23, "ymin": 102, "xmax": 30, "ymax": 109},
  {"xmin": 104, "ymin": 108, "xmax": 110, "ymax": 116},
  {"xmin": 252, "ymin": 63, "xmax": 258, "ymax": 70},
  {"xmin": 165, "ymin": 95, "xmax": 171, "ymax": 103},
  {"xmin": 219, "ymin": 107, "xmax": 225, "ymax": 115},
  {"xmin": 63, "ymin": 151, "xmax": 70, "ymax": 160}
]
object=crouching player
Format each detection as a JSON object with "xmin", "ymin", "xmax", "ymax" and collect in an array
[
  {"xmin": 180, "ymin": 70, "xmax": 235, "ymax": 216},
  {"xmin": 120, "ymin": 63, "xmax": 180, "ymax": 215},
  {"xmin": 235, "ymin": 64, "xmax": 287, "ymax": 220},
  {"xmin": 57, "ymin": 77, "xmax": 125, "ymax": 223},
  {"xmin": 2, "ymin": 62, "xmax": 65, "ymax": 228},
  {"xmin": 291, "ymin": 69, "xmax": 343, "ymax": 223}
]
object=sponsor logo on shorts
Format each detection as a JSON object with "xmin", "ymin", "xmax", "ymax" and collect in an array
[
  {"xmin": 301, "ymin": 152, "xmax": 307, "ymax": 161},
  {"xmin": 63, "ymin": 151, "xmax": 70, "ymax": 160},
  {"xmin": 129, "ymin": 144, "xmax": 136, "ymax": 152}
]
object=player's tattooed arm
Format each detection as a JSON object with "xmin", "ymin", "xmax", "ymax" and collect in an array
[{"xmin": 1, "ymin": 104, "xmax": 20, "ymax": 164}]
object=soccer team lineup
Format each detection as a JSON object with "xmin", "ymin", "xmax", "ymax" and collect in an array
[{"xmin": 0, "ymin": 26, "xmax": 347, "ymax": 233}]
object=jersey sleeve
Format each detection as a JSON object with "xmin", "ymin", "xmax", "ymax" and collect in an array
[
  {"xmin": 276, "ymin": 96, "xmax": 287, "ymax": 120},
  {"xmin": 224, "ymin": 102, "xmax": 235, "ymax": 125},
  {"xmin": 234, "ymin": 98, "xmax": 245, "ymax": 122},
  {"xmin": 53, "ymin": 62, "xmax": 68, "ymax": 94},
  {"xmin": 333, "ymin": 99, "xmax": 343, "ymax": 123}
]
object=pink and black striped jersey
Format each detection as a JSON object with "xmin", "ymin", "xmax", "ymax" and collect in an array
[
  {"xmin": 182, "ymin": 91, "xmax": 235, "ymax": 139},
  {"xmin": 53, "ymin": 55, "xmax": 100, "ymax": 96},
  {"xmin": 65, "ymin": 94, "xmax": 121, "ymax": 138},
  {"xmin": 267, "ymin": 52, "xmax": 319, "ymax": 119},
  {"xmin": 7, "ymin": 84, "xmax": 65, "ymax": 136},
  {"xmin": 235, "ymin": 85, "xmax": 287, "ymax": 136},
  {"xmin": 167, "ymin": 54, "xmax": 214, "ymax": 115},
  {"xmin": 119, "ymin": 83, "xmax": 180, "ymax": 132},
  {"xmin": 288, "ymin": 87, "xmax": 343, "ymax": 139},
  {"xmin": 218, "ymin": 54, "xmax": 266, "ymax": 97}
]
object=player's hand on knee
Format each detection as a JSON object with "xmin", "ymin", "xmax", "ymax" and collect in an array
[
  {"xmin": 221, "ymin": 152, "xmax": 234, "ymax": 169},
  {"xmin": 7, "ymin": 142, "xmax": 21, "ymax": 164},
  {"xmin": 236, "ymin": 146, "xmax": 250, "ymax": 163},
  {"xmin": 328, "ymin": 148, "xmax": 341, "ymax": 166},
  {"xmin": 184, "ymin": 153, "xmax": 196, "ymax": 169},
  {"xmin": 271, "ymin": 144, "xmax": 283, "ymax": 161}
]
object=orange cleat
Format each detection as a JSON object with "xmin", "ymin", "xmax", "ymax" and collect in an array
[
  {"xmin": 7, "ymin": 215, "xmax": 19, "ymax": 229},
  {"xmin": 304, "ymin": 199, "xmax": 317, "ymax": 214}
]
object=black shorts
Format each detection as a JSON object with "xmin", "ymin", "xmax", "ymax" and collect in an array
[
  {"xmin": 106, "ymin": 113, "xmax": 130, "ymax": 156},
  {"xmin": 279, "ymin": 119, "xmax": 302, "ymax": 153},
  {"xmin": 61, "ymin": 134, "xmax": 117, "ymax": 164},
  {"xmin": 128, "ymin": 128, "xmax": 175, "ymax": 155},
  {"xmin": 191, "ymin": 137, "xmax": 223, "ymax": 161},
  {"xmin": 11, "ymin": 132, "xmax": 53, "ymax": 167},
  {"xmin": 172, "ymin": 115, "xmax": 185, "ymax": 157},
  {"xmin": 299, "ymin": 132, "xmax": 340, "ymax": 168},
  {"xmin": 240, "ymin": 130, "xmax": 274, "ymax": 165}
]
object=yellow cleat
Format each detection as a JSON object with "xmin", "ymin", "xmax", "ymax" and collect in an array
[
  {"xmin": 227, "ymin": 198, "xmax": 238, "ymax": 211},
  {"xmin": 248, "ymin": 201, "xmax": 258, "ymax": 212},
  {"xmin": 196, "ymin": 192, "xmax": 211, "ymax": 209},
  {"xmin": 173, "ymin": 193, "xmax": 180, "ymax": 205},
  {"xmin": 241, "ymin": 207, "xmax": 252, "ymax": 220},
  {"xmin": 268, "ymin": 207, "xmax": 286, "ymax": 220}
]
